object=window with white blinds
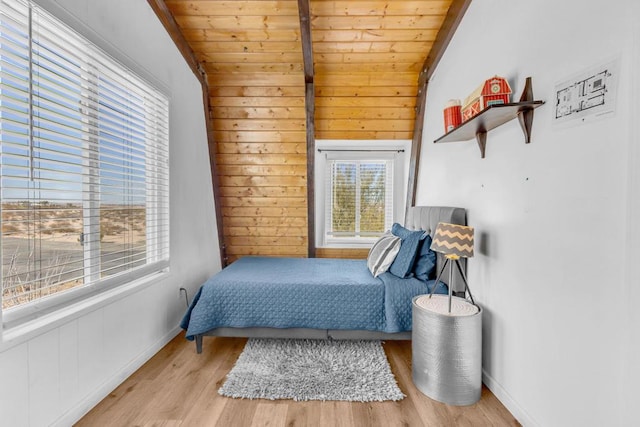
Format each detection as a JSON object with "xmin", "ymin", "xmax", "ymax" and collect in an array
[
  {"xmin": 324, "ymin": 156, "xmax": 394, "ymax": 243},
  {"xmin": 0, "ymin": 0, "xmax": 169, "ymax": 313}
]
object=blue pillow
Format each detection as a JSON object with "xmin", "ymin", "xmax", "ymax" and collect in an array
[
  {"xmin": 414, "ymin": 234, "xmax": 437, "ymax": 281},
  {"xmin": 389, "ymin": 223, "xmax": 426, "ymax": 278}
]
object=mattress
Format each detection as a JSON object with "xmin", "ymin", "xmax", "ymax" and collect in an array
[{"xmin": 180, "ymin": 256, "xmax": 447, "ymax": 339}]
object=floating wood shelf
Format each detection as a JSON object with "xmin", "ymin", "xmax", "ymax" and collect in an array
[{"xmin": 434, "ymin": 77, "xmax": 545, "ymax": 158}]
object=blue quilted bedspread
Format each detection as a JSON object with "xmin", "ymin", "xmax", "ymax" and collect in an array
[{"xmin": 180, "ymin": 257, "xmax": 447, "ymax": 339}]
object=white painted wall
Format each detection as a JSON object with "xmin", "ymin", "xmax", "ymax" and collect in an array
[
  {"xmin": 417, "ymin": 1, "xmax": 637, "ymax": 426},
  {"xmin": 0, "ymin": 1, "xmax": 221, "ymax": 425},
  {"xmin": 624, "ymin": 5, "xmax": 640, "ymax": 421}
]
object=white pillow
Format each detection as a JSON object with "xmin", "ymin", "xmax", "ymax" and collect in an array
[{"xmin": 367, "ymin": 232, "xmax": 401, "ymax": 277}]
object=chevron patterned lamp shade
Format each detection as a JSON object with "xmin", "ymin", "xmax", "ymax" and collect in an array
[{"xmin": 430, "ymin": 222, "xmax": 474, "ymax": 259}]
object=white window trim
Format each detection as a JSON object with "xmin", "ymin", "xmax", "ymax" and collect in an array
[
  {"xmin": 315, "ymin": 139, "xmax": 410, "ymax": 249},
  {"xmin": 0, "ymin": 0, "xmax": 170, "ymax": 331}
]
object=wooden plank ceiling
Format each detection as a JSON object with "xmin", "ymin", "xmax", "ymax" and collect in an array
[{"xmin": 164, "ymin": 0, "xmax": 454, "ymax": 263}]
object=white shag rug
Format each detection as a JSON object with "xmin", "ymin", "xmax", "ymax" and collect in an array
[{"xmin": 218, "ymin": 338, "xmax": 405, "ymax": 402}]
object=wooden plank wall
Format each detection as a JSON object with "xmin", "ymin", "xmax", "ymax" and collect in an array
[
  {"xmin": 311, "ymin": 1, "xmax": 448, "ymax": 140},
  {"xmin": 212, "ymin": 86, "xmax": 308, "ymax": 263},
  {"xmin": 169, "ymin": 0, "xmax": 308, "ymax": 263},
  {"xmin": 310, "ymin": 1, "xmax": 447, "ymax": 257},
  {"xmin": 165, "ymin": 0, "xmax": 455, "ymax": 262}
]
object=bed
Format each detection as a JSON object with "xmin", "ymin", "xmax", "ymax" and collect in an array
[{"xmin": 181, "ymin": 206, "xmax": 467, "ymax": 353}]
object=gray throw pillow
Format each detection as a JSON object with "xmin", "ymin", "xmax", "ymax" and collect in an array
[{"xmin": 367, "ymin": 232, "xmax": 401, "ymax": 277}]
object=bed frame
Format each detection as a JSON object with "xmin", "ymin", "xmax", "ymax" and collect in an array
[{"xmin": 194, "ymin": 206, "xmax": 467, "ymax": 353}]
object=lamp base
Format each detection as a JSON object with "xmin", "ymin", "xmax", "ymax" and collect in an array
[{"xmin": 428, "ymin": 257, "xmax": 475, "ymax": 312}]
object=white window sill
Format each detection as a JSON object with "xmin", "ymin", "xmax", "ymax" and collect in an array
[{"xmin": 0, "ymin": 270, "xmax": 171, "ymax": 353}]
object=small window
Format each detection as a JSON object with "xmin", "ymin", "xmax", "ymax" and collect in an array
[
  {"xmin": 325, "ymin": 158, "xmax": 393, "ymax": 243},
  {"xmin": 316, "ymin": 143, "xmax": 407, "ymax": 248},
  {"xmin": 0, "ymin": 0, "xmax": 169, "ymax": 318}
]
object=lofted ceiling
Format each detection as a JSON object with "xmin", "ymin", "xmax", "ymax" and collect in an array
[
  {"xmin": 165, "ymin": 0, "xmax": 453, "ymax": 139},
  {"xmin": 159, "ymin": 0, "xmax": 461, "ymax": 263}
]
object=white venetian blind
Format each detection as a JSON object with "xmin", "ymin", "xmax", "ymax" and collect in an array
[
  {"xmin": 325, "ymin": 155, "xmax": 393, "ymax": 240},
  {"xmin": 0, "ymin": 0, "xmax": 169, "ymax": 311}
]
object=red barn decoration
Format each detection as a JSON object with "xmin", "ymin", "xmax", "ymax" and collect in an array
[{"xmin": 461, "ymin": 76, "xmax": 512, "ymax": 121}]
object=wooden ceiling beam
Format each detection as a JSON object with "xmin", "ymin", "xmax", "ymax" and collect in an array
[
  {"xmin": 146, "ymin": 0, "xmax": 204, "ymax": 85},
  {"xmin": 297, "ymin": 0, "xmax": 316, "ymax": 258},
  {"xmin": 298, "ymin": 0, "xmax": 314, "ymax": 86},
  {"xmin": 405, "ymin": 71, "xmax": 429, "ymax": 214},
  {"xmin": 423, "ymin": 0, "xmax": 473, "ymax": 81},
  {"xmin": 406, "ymin": 0, "xmax": 472, "ymax": 212},
  {"xmin": 147, "ymin": 0, "xmax": 229, "ymax": 266}
]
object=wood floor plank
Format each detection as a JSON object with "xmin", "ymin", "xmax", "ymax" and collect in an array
[
  {"xmin": 127, "ymin": 341, "xmax": 229, "ymax": 424},
  {"xmin": 250, "ymin": 403, "xmax": 289, "ymax": 427},
  {"xmin": 369, "ymin": 402, "xmax": 403, "ymax": 427},
  {"xmin": 377, "ymin": 397, "xmax": 424, "ymax": 426},
  {"xmin": 178, "ymin": 338, "xmax": 246, "ymax": 427},
  {"xmin": 142, "ymin": 420, "xmax": 183, "ymax": 427},
  {"xmin": 319, "ymin": 401, "xmax": 354, "ymax": 427},
  {"xmin": 216, "ymin": 397, "xmax": 259, "ymax": 426},
  {"xmin": 180, "ymin": 394, "xmax": 226, "ymax": 427},
  {"xmin": 284, "ymin": 400, "xmax": 322, "ymax": 426},
  {"xmin": 349, "ymin": 403, "xmax": 379, "ymax": 427},
  {"xmin": 78, "ymin": 334, "xmax": 520, "ymax": 427}
]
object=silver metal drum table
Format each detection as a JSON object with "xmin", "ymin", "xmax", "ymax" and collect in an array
[{"xmin": 412, "ymin": 294, "xmax": 482, "ymax": 406}]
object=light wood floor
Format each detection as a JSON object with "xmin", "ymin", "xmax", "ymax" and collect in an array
[{"xmin": 77, "ymin": 334, "xmax": 520, "ymax": 426}]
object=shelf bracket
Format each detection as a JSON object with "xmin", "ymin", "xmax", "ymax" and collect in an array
[
  {"xmin": 475, "ymin": 131, "xmax": 487, "ymax": 158},
  {"xmin": 517, "ymin": 76, "xmax": 534, "ymax": 144},
  {"xmin": 518, "ymin": 109, "xmax": 534, "ymax": 144}
]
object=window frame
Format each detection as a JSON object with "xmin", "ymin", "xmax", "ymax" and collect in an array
[
  {"xmin": 0, "ymin": 0, "xmax": 170, "ymax": 328},
  {"xmin": 315, "ymin": 140, "xmax": 409, "ymax": 249}
]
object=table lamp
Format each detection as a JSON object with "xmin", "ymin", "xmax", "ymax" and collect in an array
[{"xmin": 428, "ymin": 222, "xmax": 476, "ymax": 312}]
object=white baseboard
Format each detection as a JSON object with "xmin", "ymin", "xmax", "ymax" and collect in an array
[
  {"xmin": 52, "ymin": 325, "xmax": 182, "ymax": 427},
  {"xmin": 482, "ymin": 369, "xmax": 538, "ymax": 427}
]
